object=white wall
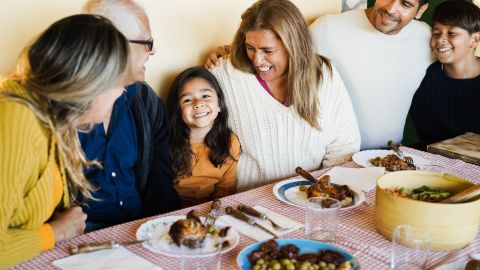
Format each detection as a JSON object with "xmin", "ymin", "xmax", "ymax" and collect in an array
[{"xmin": 0, "ymin": 0, "xmax": 341, "ymax": 98}]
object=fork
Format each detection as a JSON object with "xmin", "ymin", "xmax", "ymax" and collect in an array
[
  {"xmin": 387, "ymin": 140, "xmax": 414, "ymax": 164},
  {"xmin": 205, "ymin": 199, "xmax": 221, "ymax": 226},
  {"xmin": 237, "ymin": 204, "xmax": 289, "ymax": 231}
]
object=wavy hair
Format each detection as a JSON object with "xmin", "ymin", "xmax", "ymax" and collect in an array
[
  {"xmin": 3, "ymin": 14, "xmax": 129, "ymax": 203},
  {"xmin": 167, "ymin": 67, "xmax": 233, "ymax": 177},
  {"xmin": 230, "ymin": 0, "xmax": 332, "ymax": 129}
]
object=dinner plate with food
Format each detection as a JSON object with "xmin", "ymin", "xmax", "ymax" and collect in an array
[
  {"xmin": 136, "ymin": 210, "xmax": 240, "ymax": 257},
  {"xmin": 352, "ymin": 149, "xmax": 429, "ymax": 172},
  {"xmin": 273, "ymin": 175, "xmax": 366, "ymax": 210},
  {"xmin": 237, "ymin": 238, "xmax": 360, "ymax": 270}
]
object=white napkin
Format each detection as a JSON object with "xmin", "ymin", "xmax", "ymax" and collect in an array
[
  {"xmin": 52, "ymin": 246, "xmax": 163, "ymax": 270},
  {"xmin": 218, "ymin": 205, "xmax": 303, "ymax": 242},
  {"xmin": 327, "ymin": 167, "xmax": 385, "ymax": 191}
]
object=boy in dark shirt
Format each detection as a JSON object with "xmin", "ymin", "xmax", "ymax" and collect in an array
[{"xmin": 406, "ymin": 0, "xmax": 480, "ymax": 150}]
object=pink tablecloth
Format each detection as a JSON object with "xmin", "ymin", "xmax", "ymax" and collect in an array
[{"xmin": 11, "ymin": 148, "xmax": 480, "ymax": 270}]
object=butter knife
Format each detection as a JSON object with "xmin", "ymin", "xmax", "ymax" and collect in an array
[
  {"xmin": 225, "ymin": 206, "xmax": 277, "ymax": 238},
  {"xmin": 68, "ymin": 239, "xmax": 147, "ymax": 255}
]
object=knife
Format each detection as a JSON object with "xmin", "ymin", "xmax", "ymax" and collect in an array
[
  {"xmin": 68, "ymin": 239, "xmax": 147, "ymax": 255},
  {"xmin": 225, "ymin": 206, "xmax": 277, "ymax": 238},
  {"xmin": 237, "ymin": 204, "xmax": 267, "ymax": 220},
  {"xmin": 205, "ymin": 198, "xmax": 221, "ymax": 226}
]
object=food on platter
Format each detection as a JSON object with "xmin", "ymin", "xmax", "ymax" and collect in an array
[
  {"xmin": 369, "ymin": 154, "xmax": 416, "ymax": 171},
  {"xmin": 168, "ymin": 210, "xmax": 207, "ymax": 248},
  {"xmin": 168, "ymin": 209, "xmax": 230, "ymax": 249},
  {"xmin": 298, "ymin": 175, "xmax": 355, "ymax": 207},
  {"xmin": 386, "ymin": 185, "xmax": 453, "ymax": 203},
  {"xmin": 248, "ymin": 239, "xmax": 353, "ymax": 270}
]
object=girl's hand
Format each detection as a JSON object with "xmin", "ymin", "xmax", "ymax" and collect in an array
[{"xmin": 49, "ymin": 206, "xmax": 87, "ymax": 242}]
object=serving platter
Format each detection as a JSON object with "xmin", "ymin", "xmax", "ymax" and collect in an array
[
  {"xmin": 273, "ymin": 178, "xmax": 365, "ymax": 209},
  {"xmin": 136, "ymin": 215, "xmax": 239, "ymax": 257},
  {"xmin": 352, "ymin": 149, "xmax": 430, "ymax": 170},
  {"xmin": 237, "ymin": 238, "xmax": 360, "ymax": 270}
]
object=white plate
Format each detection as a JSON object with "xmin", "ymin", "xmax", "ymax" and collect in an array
[
  {"xmin": 136, "ymin": 215, "xmax": 239, "ymax": 257},
  {"xmin": 272, "ymin": 178, "xmax": 365, "ymax": 210},
  {"xmin": 352, "ymin": 149, "xmax": 430, "ymax": 170}
]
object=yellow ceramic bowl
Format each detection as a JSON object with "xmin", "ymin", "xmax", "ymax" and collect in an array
[{"xmin": 375, "ymin": 170, "xmax": 480, "ymax": 251}]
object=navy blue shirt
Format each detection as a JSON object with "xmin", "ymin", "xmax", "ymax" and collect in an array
[
  {"xmin": 79, "ymin": 85, "xmax": 140, "ymax": 224},
  {"xmin": 409, "ymin": 61, "xmax": 480, "ymax": 150}
]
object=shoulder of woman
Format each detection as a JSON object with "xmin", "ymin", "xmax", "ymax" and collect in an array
[
  {"xmin": 0, "ymin": 85, "xmax": 47, "ymax": 144},
  {"xmin": 210, "ymin": 57, "xmax": 248, "ymax": 79}
]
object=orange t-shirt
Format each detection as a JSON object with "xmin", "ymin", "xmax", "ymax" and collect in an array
[{"xmin": 174, "ymin": 133, "xmax": 240, "ymax": 207}]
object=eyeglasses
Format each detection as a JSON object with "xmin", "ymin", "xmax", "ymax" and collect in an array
[{"xmin": 129, "ymin": 38, "xmax": 154, "ymax": 52}]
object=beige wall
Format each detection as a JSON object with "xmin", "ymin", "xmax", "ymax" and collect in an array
[{"xmin": 0, "ymin": 0, "xmax": 341, "ymax": 99}]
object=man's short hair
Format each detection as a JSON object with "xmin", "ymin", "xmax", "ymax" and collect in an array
[
  {"xmin": 419, "ymin": 0, "xmax": 429, "ymax": 7},
  {"xmin": 432, "ymin": 0, "xmax": 480, "ymax": 34}
]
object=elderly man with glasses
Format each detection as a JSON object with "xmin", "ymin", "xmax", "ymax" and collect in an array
[{"xmin": 79, "ymin": 0, "xmax": 180, "ymax": 231}]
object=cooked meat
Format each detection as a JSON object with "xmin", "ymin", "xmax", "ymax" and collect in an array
[
  {"xmin": 168, "ymin": 210, "xmax": 207, "ymax": 249},
  {"xmin": 307, "ymin": 175, "xmax": 355, "ymax": 207},
  {"xmin": 379, "ymin": 154, "xmax": 416, "ymax": 171}
]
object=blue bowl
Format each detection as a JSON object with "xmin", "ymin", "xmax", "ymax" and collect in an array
[{"xmin": 236, "ymin": 238, "xmax": 360, "ymax": 270}]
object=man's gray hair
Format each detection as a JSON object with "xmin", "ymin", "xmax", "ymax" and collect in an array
[{"xmin": 83, "ymin": 0, "xmax": 148, "ymax": 39}]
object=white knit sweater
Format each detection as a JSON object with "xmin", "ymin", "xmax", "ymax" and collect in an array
[{"xmin": 210, "ymin": 59, "xmax": 360, "ymax": 191}]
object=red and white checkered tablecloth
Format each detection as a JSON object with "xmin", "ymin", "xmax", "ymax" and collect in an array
[{"xmin": 10, "ymin": 148, "xmax": 480, "ymax": 270}]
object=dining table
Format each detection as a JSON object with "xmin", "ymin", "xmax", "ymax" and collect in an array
[{"xmin": 11, "ymin": 147, "xmax": 480, "ymax": 270}]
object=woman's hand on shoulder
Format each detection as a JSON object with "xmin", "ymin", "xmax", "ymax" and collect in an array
[
  {"xmin": 49, "ymin": 206, "xmax": 87, "ymax": 242},
  {"xmin": 204, "ymin": 45, "xmax": 231, "ymax": 69}
]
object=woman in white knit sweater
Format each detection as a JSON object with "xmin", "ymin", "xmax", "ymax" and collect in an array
[{"xmin": 209, "ymin": 0, "xmax": 360, "ymax": 191}]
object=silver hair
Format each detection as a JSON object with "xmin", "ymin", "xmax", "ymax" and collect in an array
[{"xmin": 83, "ymin": 0, "xmax": 148, "ymax": 39}]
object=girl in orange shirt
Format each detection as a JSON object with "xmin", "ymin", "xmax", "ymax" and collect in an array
[{"xmin": 167, "ymin": 67, "xmax": 240, "ymax": 207}]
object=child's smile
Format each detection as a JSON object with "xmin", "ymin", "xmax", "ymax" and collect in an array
[
  {"xmin": 179, "ymin": 78, "xmax": 221, "ymax": 137},
  {"xmin": 431, "ymin": 23, "xmax": 477, "ymax": 65}
]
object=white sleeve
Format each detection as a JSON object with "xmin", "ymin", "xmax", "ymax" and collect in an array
[{"xmin": 321, "ymin": 66, "xmax": 361, "ymax": 167}]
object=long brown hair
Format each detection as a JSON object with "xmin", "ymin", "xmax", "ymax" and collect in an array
[
  {"xmin": 231, "ymin": 0, "xmax": 331, "ymax": 129},
  {"xmin": 167, "ymin": 67, "xmax": 234, "ymax": 177},
  {"xmin": 3, "ymin": 14, "xmax": 129, "ymax": 203}
]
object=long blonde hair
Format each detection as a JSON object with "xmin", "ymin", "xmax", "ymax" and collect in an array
[
  {"xmin": 231, "ymin": 0, "xmax": 331, "ymax": 129},
  {"xmin": 3, "ymin": 14, "xmax": 129, "ymax": 203}
]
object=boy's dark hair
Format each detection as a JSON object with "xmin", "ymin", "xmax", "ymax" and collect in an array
[
  {"xmin": 166, "ymin": 67, "xmax": 234, "ymax": 176},
  {"xmin": 432, "ymin": 0, "xmax": 480, "ymax": 34}
]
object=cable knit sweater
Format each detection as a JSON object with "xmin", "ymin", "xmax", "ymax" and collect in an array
[
  {"xmin": 210, "ymin": 59, "xmax": 360, "ymax": 191},
  {"xmin": 0, "ymin": 79, "xmax": 70, "ymax": 268}
]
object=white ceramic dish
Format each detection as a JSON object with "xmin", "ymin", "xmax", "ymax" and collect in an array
[
  {"xmin": 273, "ymin": 178, "xmax": 365, "ymax": 210},
  {"xmin": 136, "ymin": 215, "xmax": 239, "ymax": 257},
  {"xmin": 352, "ymin": 149, "xmax": 429, "ymax": 170}
]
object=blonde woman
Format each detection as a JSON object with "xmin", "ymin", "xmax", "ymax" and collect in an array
[
  {"xmin": 0, "ymin": 14, "xmax": 129, "ymax": 268},
  {"xmin": 210, "ymin": 0, "xmax": 360, "ymax": 191}
]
